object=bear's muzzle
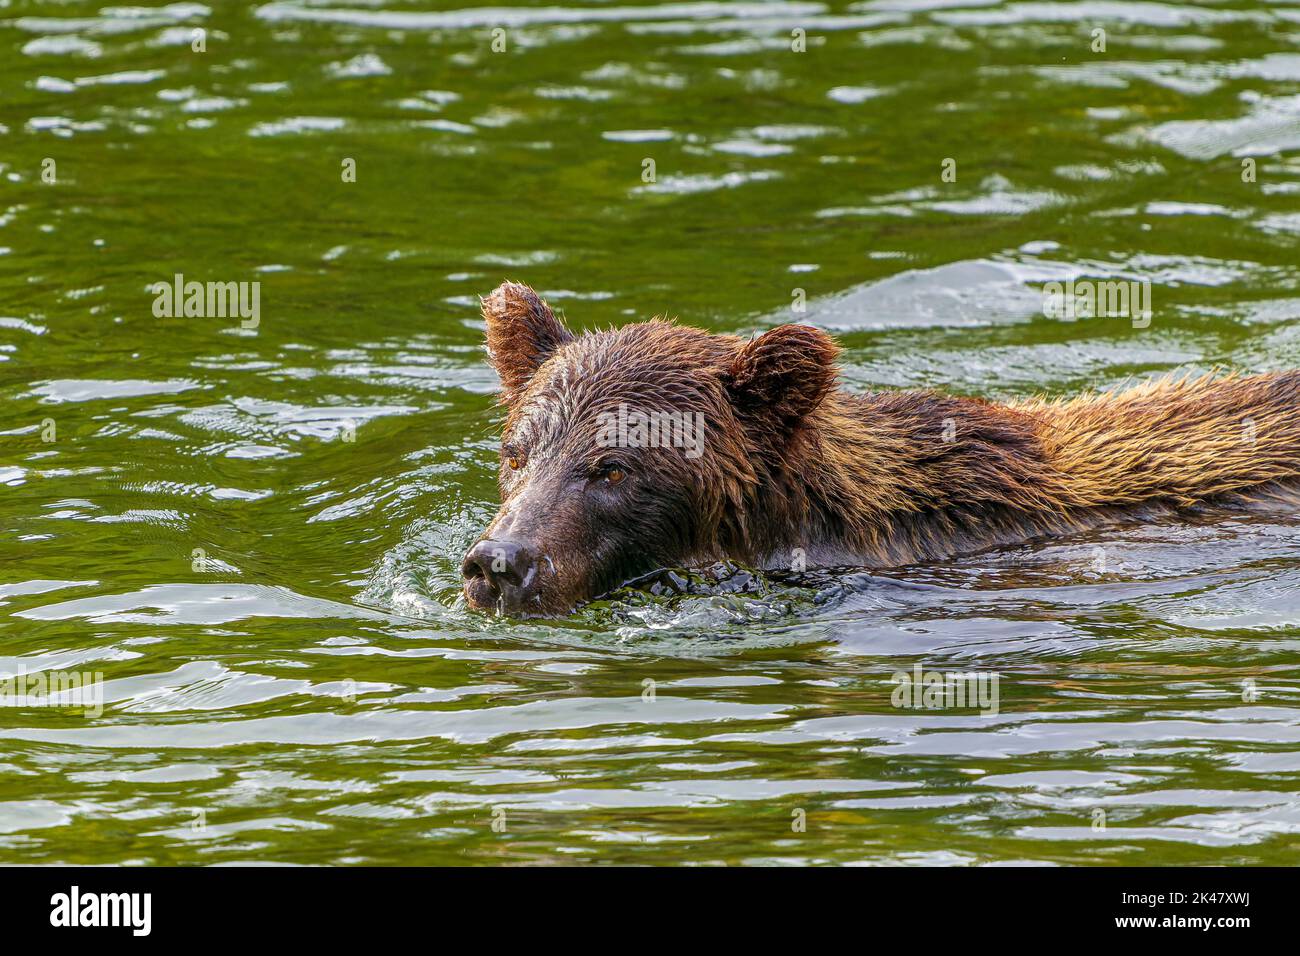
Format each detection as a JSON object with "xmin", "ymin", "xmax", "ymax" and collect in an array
[{"xmin": 461, "ymin": 537, "xmax": 545, "ymax": 615}]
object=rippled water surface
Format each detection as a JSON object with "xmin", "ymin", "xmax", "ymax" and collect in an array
[{"xmin": 3, "ymin": 0, "xmax": 1300, "ymax": 865}]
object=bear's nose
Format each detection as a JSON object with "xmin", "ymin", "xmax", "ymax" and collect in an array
[{"xmin": 462, "ymin": 538, "xmax": 539, "ymax": 611}]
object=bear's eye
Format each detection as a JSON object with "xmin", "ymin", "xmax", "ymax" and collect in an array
[
  {"xmin": 504, "ymin": 452, "xmax": 524, "ymax": 471},
  {"xmin": 605, "ymin": 468, "xmax": 626, "ymax": 486}
]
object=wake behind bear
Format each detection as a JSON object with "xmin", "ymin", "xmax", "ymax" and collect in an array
[{"xmin": 462, "ymin": 282, "xmax": 1300, "ymax": 616}]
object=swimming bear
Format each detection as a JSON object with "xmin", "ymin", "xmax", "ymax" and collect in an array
[{"xmin": 462, "ymin": 281, "xmax": 1300, "ymax": 616}]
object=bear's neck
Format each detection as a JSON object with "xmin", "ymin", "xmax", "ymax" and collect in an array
[{"xmin": 741, "ymin": 389, "xmax": 1064, "ymax": 567}]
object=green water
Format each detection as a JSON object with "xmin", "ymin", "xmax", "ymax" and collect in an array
[{"xmin": 2, "ymin": 0, "xmax": 1300, "ymax": 865}]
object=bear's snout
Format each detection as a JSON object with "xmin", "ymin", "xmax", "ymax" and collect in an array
[{"xmin": 462, "ymin": 537, "xmax": 544, "ymax": 615}]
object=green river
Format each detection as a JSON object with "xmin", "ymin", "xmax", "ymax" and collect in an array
[{"xmin": 2, "ymin": 0, "xmax": 1299, "ymax": 865}]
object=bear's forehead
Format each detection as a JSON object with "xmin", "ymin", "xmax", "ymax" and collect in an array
[
  {"xmin": 507, "ymin": 325, "xmax": 732, "ymax": 450},
  {"xmin": 510, "ymin": 363, "xmax": 676, "ymax": 450},
  {"xmin": 510, "ymin": 388, "xmax": 580, "ymax": 449}
]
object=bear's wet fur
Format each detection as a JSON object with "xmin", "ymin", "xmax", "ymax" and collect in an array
[{"xmin": 462, "ymin": 281, "xmax": 1300, "ymax": 616}]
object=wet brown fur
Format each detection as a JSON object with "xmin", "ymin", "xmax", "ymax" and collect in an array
[{"xmin": 468, "ymin": 282, "xmax": 1300, "ymax": 614}]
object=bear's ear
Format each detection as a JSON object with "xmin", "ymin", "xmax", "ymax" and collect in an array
[
  {"xmin": 481, "ymin": 281, "xmax": 574, "ymax": 405},
  {"xmin": 725, "ymin": 324, "xmax": 840, "ymax": 428}
]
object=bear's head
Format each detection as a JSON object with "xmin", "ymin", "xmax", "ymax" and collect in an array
[{"xmin": 461, "ymin": 282, "xmax": 840, "ymax": 616}]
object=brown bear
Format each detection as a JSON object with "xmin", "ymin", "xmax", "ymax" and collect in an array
[{"xmin": 462, "ymin": 281, "xmax": 1300, "ymax": 616}]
